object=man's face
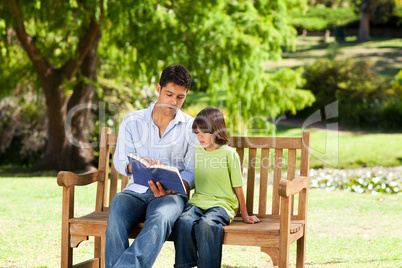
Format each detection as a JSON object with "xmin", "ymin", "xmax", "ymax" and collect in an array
[{"xmin": 156, "ymin": 82, "xmax": 188, "ymax": 117}]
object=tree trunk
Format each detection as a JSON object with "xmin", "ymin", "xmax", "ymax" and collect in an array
[
  {"xmin": 358, "ymin": 12, "xmax": 370, "ymax": 42},
  {"xmin": 302, "ymin": 29, "xmax": 307, "ymax": 40},
  {"xmin": 67, "ymin": 31, "xmax": 102, "ymax": 170},
  {"xmin": 324, "ymin": 29, "xmax": 330, "ymax": 44},
  {"xmin": 33, "ymin": 32, "xmax": 102, "ymax": 171}
]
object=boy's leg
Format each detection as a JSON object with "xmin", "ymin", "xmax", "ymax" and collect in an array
[
  {"xmin": 194, "ymin": 206, "xmax": 230, "ymax": 268},
  {"xmin": 113, "ymin": 193, "xmax": 187, "ymax": 268},
  {"xmin": 173, "ymin": 205, "xmax": 203, "ymax": 268},
  {"xmin": 105, "ymin": 191, "xmax": 148, "ymax": 268}
]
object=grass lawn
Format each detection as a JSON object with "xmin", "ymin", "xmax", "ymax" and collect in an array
[
  {"xmin": 0, "ymin": 176, "xmax": 401, "ymax": 267},
  {"xmin": 265, "ymin": 37, "xmax": 402, "ymax": 79},
  {"xmin": 275, "ymin": 125, "xmax": 402, "ymax": 169}
]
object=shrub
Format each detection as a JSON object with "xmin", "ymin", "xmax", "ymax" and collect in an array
[
  {"xmin": 381, "ymin": 70, "xmax": 402, "ymax": 128},
  {"xmin": 300, "ymin": 58, "xmax": 399, "ymax": 129},
  {"xmin": 0, "ymin": 94, "xmax": 47, "ymax": 166}
]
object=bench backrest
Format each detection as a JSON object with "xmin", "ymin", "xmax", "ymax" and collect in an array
[{"xmin": 96, "ymin": 127, "xmax": 311, "ymax": 219}]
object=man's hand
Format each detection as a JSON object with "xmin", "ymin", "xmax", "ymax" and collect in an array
[
  {"xmin": 148, "ymin": 181, "xmax": 177, "ymax": 197},
  {"xmin": 127, "ymin": 157, "xmax": 162, "ymax": 174},
  {"xmin": 142, "ymin": 157, "xmax": 163, "ymax": 166}
]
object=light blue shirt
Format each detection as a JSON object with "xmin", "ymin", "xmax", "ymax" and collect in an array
[{"xmin": 114, "ymin": 102, "xmax": 198, "ymax": 193}]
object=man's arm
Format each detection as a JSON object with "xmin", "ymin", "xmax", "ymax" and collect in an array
[{"xmin": 114, "ymin": 117, "xmax": 134, "ymax": 177}]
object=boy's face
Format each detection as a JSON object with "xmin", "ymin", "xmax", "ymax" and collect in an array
[
  {"xmin": 156, "ymin": 82, "xmax": 187, "ymax": 117},
  {"xmin": 195, "ymin": 128, "xmax": 217, "ymax": 151}
]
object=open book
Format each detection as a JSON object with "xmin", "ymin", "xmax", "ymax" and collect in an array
[{"xmin": 127, "ymin": 154, "xmax": 187, "ymax": 195}]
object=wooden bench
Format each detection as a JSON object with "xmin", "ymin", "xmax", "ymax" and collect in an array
[{"xmin": 57, "ymin": 127, "xmax": 311, "ymax": 267}]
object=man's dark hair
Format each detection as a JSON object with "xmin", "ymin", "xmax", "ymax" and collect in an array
[
  {"xmin": 192, "ymin": 107, "xmax": 229, "ymax": 146},
  {"xmin": 159, "ymin": 64, "xmax": 191, "ymax": 91}
]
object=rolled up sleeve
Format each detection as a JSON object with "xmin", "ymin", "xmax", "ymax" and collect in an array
[{"xmin": 113, "ymin": 116, "xmax": 137, "ymax": 177}]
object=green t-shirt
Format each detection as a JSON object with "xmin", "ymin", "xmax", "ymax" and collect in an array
[{"xmin": 189, "ymin": 145, "xmax": 244, "ymax": 220}]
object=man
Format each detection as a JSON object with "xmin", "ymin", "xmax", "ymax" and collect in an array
[{"xmin": 105, "ymin": 64, "xmax": 197, "ymax": 268}]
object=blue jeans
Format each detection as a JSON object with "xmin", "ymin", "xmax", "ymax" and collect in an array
[
  {"xmin": 173, "ymin": 204, "xmax": 230, "ymax": 268},
  {"xmin": 105, "ymin": 189, "xmax": 187, "ymax": 268}
]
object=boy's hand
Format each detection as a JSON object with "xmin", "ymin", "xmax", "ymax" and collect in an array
[
  {"xmin": 148, "ymin": 181, "xmax": 177, "ymax": 197},
  {"xmin": 242, "ymin": 215, "xmax": 260, "ymax": 224}
]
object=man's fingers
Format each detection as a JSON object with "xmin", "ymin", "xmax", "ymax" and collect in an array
[
  {"xmin": 156, "ymin": 182, "xmax": 167, "ymax": 195},
  {"xmin": 143, "ymin": 158, "xmax": 163, "ymax": 166},
  {"xmin": 148, "ymin": 181, "xmax": 176, "ymax": 197},
  {"xmin": 148, "ymin": 181, "xmax": 167, "ymax": 197},
  {"xmin": 148, "ymin": 181, "xmax": 158, "ymax": 194}
]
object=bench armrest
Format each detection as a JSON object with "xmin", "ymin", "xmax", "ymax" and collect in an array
[
  {"xmin": 57, "ymin": 170, "xmax": 104, "ymax": 187},
  {"xmin": 278, "ymin": 176, "xmax": 309, "ymax": 197}
]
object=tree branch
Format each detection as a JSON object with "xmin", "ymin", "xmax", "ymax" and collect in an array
[
  {"xmin": 61, "ymin": 8, "xmax": 104, "ymax": 80},
  {"xmin": 8, "ymin": 0, "xmax": 53, "ymax": 81}
]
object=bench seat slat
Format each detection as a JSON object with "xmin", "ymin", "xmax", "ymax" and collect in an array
[{"xmin": 69, "ymin": 211, "xmax": 304, "ymax": 236}]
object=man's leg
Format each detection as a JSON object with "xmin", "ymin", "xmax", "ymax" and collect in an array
[
  {"xmin": 173, "ymin": 205, "xmax": 203, "ymax": 268},
  {"xmin": 113, "ymin": 193, "xmax": 187, "ymax": 268},
  {"xmin": 194, "ymin": 206, "xmax": 230, "ymax": 268},
  {"xmin": 105, "ymin": 191, "xmax": 148, "ymax": 268}
]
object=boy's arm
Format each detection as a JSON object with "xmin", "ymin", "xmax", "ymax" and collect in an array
[
  {"xmin": 179, "ymin": 131, "xmax": 197, "ymax": 190},
  {"xmin": 233, "ymin": 186, "xmax": 260, "ymax": 224}
]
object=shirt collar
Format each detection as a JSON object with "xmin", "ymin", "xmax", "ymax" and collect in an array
[{"xmin": 145, "ymin": 101, "xmax": 186, "ymax": 124}]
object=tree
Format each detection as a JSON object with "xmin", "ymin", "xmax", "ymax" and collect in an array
[
  {"xmin": 0, "ymin": 0, "xmax": 314, "ymax": 171},
  {"xmin": 353, "ymin": 0, "xmax": 395, "ymax": 42},
  {"xmin": 1, "ymin": 0, "xmax": 103, "ymax": 170}
]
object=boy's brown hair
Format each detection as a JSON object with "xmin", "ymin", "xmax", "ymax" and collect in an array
[{"xmin": 192, "ymin": 107, "xmax": 229, "ymax": 146}]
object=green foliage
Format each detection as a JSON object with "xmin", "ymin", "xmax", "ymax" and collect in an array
[
  {"xmin": 98, "ymin": 0, "xmax": 314, "ymax": 127},
  {"xmin": 291, "ymin": 6, "xmax": 358, "ymax": 31},
  {"xmin": 1, "ymin": 0, "xmax": 104, "ymax": 69},
  {"xmin": 301, "ymin": 58, "xmax": 399, "ymax": 128},
  {"xmin": 226, "ymin": 67, "xmax": 315, "ymax": 128},
  {"xmin": 394, "ymin": 4, "xmax": 402, "ymax": 25}
]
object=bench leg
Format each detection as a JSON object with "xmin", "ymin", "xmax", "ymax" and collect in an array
[
  {"xmin": 278, "ymin": 247, "xmax": 290, "ymax": 268},
  {"xmin": 296, "ymin": 235, "xmax": 306, "ymax": 268},
  {"xmin": 94, "ymin": 236, "xmax": 105, "ymax": 268},
  {"xmin": 60, "ymin": 236, "xmax": 73, "ymax": 268},
  {"xmin": 61, "ymin": 187, "xmax": 74, "ymax": 268},
  {"xmin": 261, "ymin": 247, "xmax": 279, "ymax": 266}
]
